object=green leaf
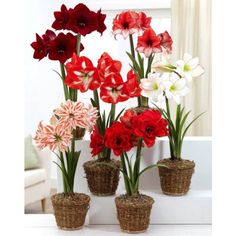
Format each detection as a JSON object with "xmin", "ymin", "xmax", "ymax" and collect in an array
[
  {"xmin": 115, "ymin": 108, "xmax": 125, "ymax": 121},
  {"xmin": 138, "ymin": 164, "xmax": 158, "ymax": 178},
  {"xmin": 53, "ymin": 69, "xmax": 64, "ymax": 80}
]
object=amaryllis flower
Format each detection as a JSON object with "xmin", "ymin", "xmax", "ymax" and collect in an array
[
  {"xmin": 90, "ymin": 127, "xmax": 104, "ymax": 157},
  {"xmin": 97, "ymin": 52, "xmax": 122, "ymax": 81},
  {"xmin": 112, "ymin": 11, "xmax": 139, "ymax": 39},
  {"xmin": 120, "ymin": 109, "xmax": 138, "ymax": 128},
  {"xmin": 54, "ymin": 100, "xmax": 88, "ymax": 130},
  {"xmin": 31, "ymin": 30, "xmax": 56, "ymax": 60},
  {"xmin": 163, "ymin": 74, "xmax": 189, "ymax": 104},
  {"xmin": 140, "ymin": 72, "xmax": 165, "ymax": 102},
  {"xmin": 52, "ymin": 4, "xmax": 71, "ymax": 30},
  {"xmin": 104, "ymin": 121, "xmax": 133, "ymax": 156},
  {"xmin": 34, "ymin": 123, "xmax": 72, "ymax": 152},
  {"xmin": 137, "ymin": 12, "xmax": 151, "ymax": 31},
  {"xmin": 125, "ymin": 69, "xmax": 141, "ymax": 98},
  {"xmin": 152, "ymin": 51, "xmax": 175, "ymax": 73},
  {"xmin": 100, "ymin": 73, "xmax": 130, "ymax": 104},
  {"xmin": 131, "ymin": 110, "xmax": 168, "ymax": 147},
  {"xmin": 158, "ymin": 31, "xmax": 173, "ymax": 52},
  {"xmin": 84, "ymin": 105, "xmax": 98, "ymax": 132},
  {"xmin": 65, "ymin": 54, "xmax": 100, "ymax": 92},
  {"xmin": 176, "ymin": 53, "xmax": 204, "ymax": 81},
  {"xmin": 96, "ymin": 9, "xmax": 107, "ymax": 35},
  {"xmin": 67, "ymin": 3, "xmax": 98, "ymax": 36},
  {"xmin": 48, "ymin": 33, "xmax": 83, "ymax": 64},
  {"xmin": 137, "ymin": 28, "xmax": 162, "ymax": 57}
]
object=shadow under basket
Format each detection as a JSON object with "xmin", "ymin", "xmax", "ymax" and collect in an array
[
  {"xmin": 157, "ymin": 158, "xmax": 195, "ymax": 196},
  {"xmin": 83, "ymin": 159, "xmax": 120, "ymax": 196},
  {"xmin": 115, "ymin": 194, "xmax": 154, "ymax": 233},
  {"xmin": 51, "ymin": 193, "xmax": 90, "ymax": 230}
]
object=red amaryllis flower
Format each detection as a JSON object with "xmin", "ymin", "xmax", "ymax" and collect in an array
[
  {"xmin": 67, "ymin": 3, "xmax": 98, "ymax": 36},
  {"xmin": 158, "ymin": 31, "xmax": 173, "ymax": 52},
  {"xmin": 137, "ymin": 12, "xmax": 151, "ymax": 31},
  {"xmin": 31, "ymin": 30, "xmax": 56, "ymax": 60},
  {"xmin": 100, "ymin": 74, "xmax": 130, "ymax": 104},
  {"xmin": 136, "ymin": 28, "xmax": 162, "ymax": 57},
  {"xmin": 90, "ymin": 127, "xmax": 104, "ymax": 157},
  {"xmin": 120, "ymin": 109, "xmax": 137, "ymax": 128},
  {"xmin": 131, "ymin": 109, "xmax": 168, "ymax": 147},
  {"xmin": 65, "ymin": 54, "xmax": 100, "ymax": 92},
  {"xmin": 48, "ymin": 32, "xmax": 83, "ymax": 64},
  {"xmin": 97, "ymin": 52, "xmax": 122, "ymax": 81},
  {"xmin": 125, "ymin": 70, "xmax": 141, "ymax": 98},
  {"xmin": 52, "ymin": 4, "xmax": 71, "ymax": 30},
  {"xmin": 112, "ymin": 11, "xmax": 139, "ymax": 39},
  {"xmin": 96, "ymin": 9, "xmax": 107, "ymax": 35},
  {"xmin": 104, "ymin": 122, "xmax": 133, "ymax": 156}
]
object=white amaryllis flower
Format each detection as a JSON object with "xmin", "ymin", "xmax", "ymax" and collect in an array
[
  {"xmin": 163, "ymin": 73, "xmax": 190, "ymax": 104},
  {"xmin": 176, "ymin": 53, "xmax": 204, "ymax": 81},
  {"xmin": 152, "ymin": 50, "xmax": 175, "ymax": 73},
  {"xmin": 140, "ymin": 73, "xmax": 165, "ymax": 102}
]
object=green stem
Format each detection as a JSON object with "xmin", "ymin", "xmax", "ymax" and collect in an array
[
  {"xmin": 93, "ymin": 90, "xmax": 100, "ymax": 112},
  {"xmin": 121, "ymin": 153, "xmax": 132, "ymax": 195},
  {"xmin": 133, "ymin": 139, "xmax": 142, "ymax": 193},
  {"xmin": 110, "ymin": 103, "xmax": 116, "ymax": 126},
  {"xmin": 60, "ymin": 63, "xmax": 69, "ymax": 100},
  {"xmin": 76, "ymin": 34, "xmax": 81, "ymax": 56},
  {"xmin": 129, "ymin": 34, "xmax": 136, "ymax": 60}
]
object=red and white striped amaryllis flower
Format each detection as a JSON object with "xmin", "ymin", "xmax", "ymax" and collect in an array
[
  {"xmin": 34, "ymin": 122, "xmax": 73, "ymax": 152},
  {"xmin": 65, "ymin": 53, "xmax": 100, "ymax": 92},
  {"xmin": 54, "ymin": 99, "xmax": 91, "ymax": 130},
  {"xmin": 125, "ymin": 69, "xmax": 141, "ymax": 98},
  {"xmin": 136, "ymin": 28, "xmax": 162, "ymax": 57},
  {"xmin": 97, "ymin": 52, "xmax": 122, "ymax": 81},
  {"xmin": 100, "ymin": 73, "xmax": 130, "ymax": 104}
]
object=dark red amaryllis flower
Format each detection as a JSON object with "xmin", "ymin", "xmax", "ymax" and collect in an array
[
  {"xmin": 52, "ymin": 4, "xmax": 71, "ymax": 30},
  {"xmin": 48, "ymin": 32, "xmax": 83, "ymax": 64},
  {"xmin": 96, "ymin": 9, "xmax": 107, "ymax": 35},
  {"xmin": 131, "ymin": 109, "xmax": 168, "ymax": 147},
  {"xmin": 158, "ymin": 31, "xmax": 173, "ymax": 53},
  {"xmin": 104, "ymin": 121, "xmax": 133, "ymax": 156},
  {"xmin": 112, "ymin": 11, "xmax": 139, "ymax": 39},
  {"xmin": 31, "ymin": 30, "xmax": 56, "ymax": 60},
  {"xmin": 136, "ymin": 28, "xmax": 162, "ymax": 57},
  {"xmin": 137, "ymin": 12, "xmax": 152, "ymax": 31},
  {"xmin": 67, "ymin": 3, "xmax": 98, "ymax": 36},
  {"xmin": 90, "ymin": 126, "xmax": 104, "ymax": 157},
  {"xmin": 97, "ymin": 52, "xmax": 122, "ymax": 81},
  {"xmin": 65, "ymin": 54, "xmax": 100, "ymax": 92},
  {"xmin": 100, "ymin": 73, "xmax": 130, "ymax": 104},
  {"xmin": 125, "ymin": 69, "xmax": 141, "ymax": 98}
]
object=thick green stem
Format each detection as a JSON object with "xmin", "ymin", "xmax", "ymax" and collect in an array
[
  {"xmin": 110, "ymin": 103, "xmax": 116, "ymax": 126},
  {"xmin": 93, "ymin": 90, "xmax": 100, "ymax": 112},
  {"xmin": 76, "ymin": 34, "xmax": 81, "ymax": 56},
  {"xmin": 121, "ymin": 153, "xmax": 132, "ymax": 195},
  {"xmin": 129, "ymin": 34, "xmax": 136, "ymax": 60},
  {"xmin": 60, "ymin": 63, "xmax": 69, "ymax": 100}
]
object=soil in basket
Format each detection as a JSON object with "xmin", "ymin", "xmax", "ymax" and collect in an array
[{"xmin": 158, "ymin": 158, "xmax": 195, "ymax": 170}]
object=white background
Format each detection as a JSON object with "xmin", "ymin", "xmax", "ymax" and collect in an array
[{"xmin": 0, "ymin": 0, "xmax": 235, "ymax": 235}]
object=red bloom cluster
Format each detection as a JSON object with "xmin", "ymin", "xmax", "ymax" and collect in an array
[
  {"xmin": 52, "ymin": 4, "xmax": 106, "ymax": 36},
  {"xmin": 31, "ymin": 30, "xmax": 84, "ymax": 63},
  {"xmin": 112, "ymin": 11, "xmax": 151, "ymax": 39},
  {"xmin": 90, "ymin": 109, "xmax": 168, "ymax": 157},
  {"xmin": 158, "ymin": 31, "xmax": 173, "ymax": 53}
]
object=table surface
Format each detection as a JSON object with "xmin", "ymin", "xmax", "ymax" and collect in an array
[{"xmin": 24, "ymin": 215, "xmax": 212, "ymax": 236}]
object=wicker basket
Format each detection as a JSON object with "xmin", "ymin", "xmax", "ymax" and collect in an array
[
  {"xmin": 157, "ymin": 158, "xmax": 195, "ymax": 196},
  {"xmin": 83, "ymin": 159, "xmax": 120, "ymax": 196},
  {"xmin": 115, "ymin": 194, "xmax": 154, "ymax": 233},
  {"xmin": 51, "ymin": 193, "xmax": 90, "ymax": 230}
]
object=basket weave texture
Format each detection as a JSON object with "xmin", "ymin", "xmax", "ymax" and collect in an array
[
  {"xmin": 115, "ymin": 194, "xmax": 154, "ymax": 233},
  {"xmin": 158, "ymin": 158, "xmax": 195, "ymax": 196},
  {"xmin": 83, "ymin": 159, "xmax": 120, "ymax": 196},
  {"xmin": 51, "ymin": 193, "xmax": 90, "ymax": 230}
]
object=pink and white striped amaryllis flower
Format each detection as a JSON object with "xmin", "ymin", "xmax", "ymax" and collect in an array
[
  {"xmin": 54, "ymin": 99, "xmax": 88, "ymax": 130},
  {"xmin": 84, "ymin": 105, "xmax": 98, "ymax": 132},
  {"xmin": 34, "ymin": 122, "xmax": 73, "ymax": 152},
  {"xmin": 176, "ymin": 53, "xmax": 204, "ymax": 81}
]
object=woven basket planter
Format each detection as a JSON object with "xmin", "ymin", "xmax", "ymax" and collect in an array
[
  {"xmin": 51, "ymin": 193, "xmax": 90, "ymax": 230},
  {"xmin": 115, "ymin": 194, "xmax": 154, "ymax": 233},
  {"xmin": 157, "ymin": 158, "xmax": 195, "ymax": 196},
  {"xmin": 83, "ymin": 159, "xmax": 120, "ymax": 196}
]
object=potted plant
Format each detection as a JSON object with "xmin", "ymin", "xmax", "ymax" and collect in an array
[
  {"xmin": 140, "ymin": 52, "xmax": 205, "ymax": 195},
  {"xmin": 102, "ymin": 108, "xmax": 168, "ymax": 233},
  {"xmin": 34, "ymin": 99, "xmax": 97, "ymax": 230},
  {"xmin": 31, "ymin": 3, "xmax": 107, "ymax": 139}
]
